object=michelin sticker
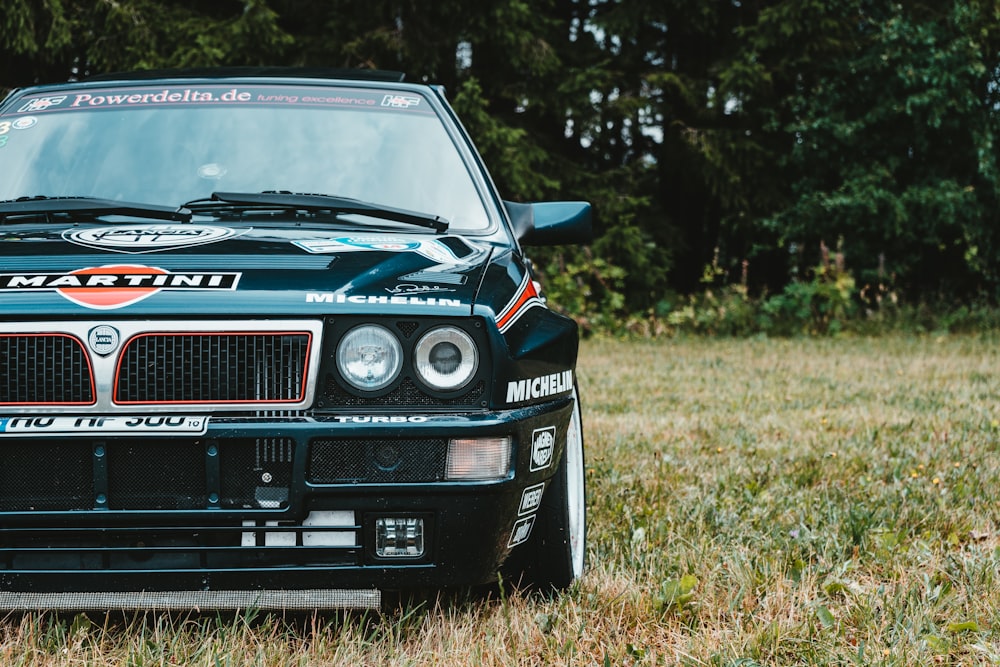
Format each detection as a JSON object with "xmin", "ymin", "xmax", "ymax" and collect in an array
[
  {"xmin": 506, "ymin": 370, "xmax": 574, "ymax": 405},
  {"xmin": 306, "ymin": 292, "xmax": 465, "ymax": 308},
  {"xmin": 64, "ymin": 224, "xmax": 245, "ymax": 253},
  {"xmin": 530, "ymin": 426, "xmax": 556, "ymax": 472}
]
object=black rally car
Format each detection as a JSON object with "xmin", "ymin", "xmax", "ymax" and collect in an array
[{"xmin": 0, "ymin": 69, "xmax": 590, "ymax": 610}]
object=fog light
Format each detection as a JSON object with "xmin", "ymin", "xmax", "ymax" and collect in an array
[
  {"xmin": 375, "ymin": 517, "xmax": 425, "ymax": 558},
  {"xmin": 445, "ymin": 437, "xmax": 511, "ymax": 481}
]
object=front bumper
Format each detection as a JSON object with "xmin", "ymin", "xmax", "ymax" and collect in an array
[{"xmin": 0, "ymin": 398, "xmax": 574, "ymax": 608}]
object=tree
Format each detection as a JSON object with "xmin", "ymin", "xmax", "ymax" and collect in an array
[
  {"xmin": 1, "ymin": 0, "xmax": 291, "ymax": 92},
  {"xmin": 731, "ymin": 0, "xmax": 1000, "ymax": 298}
]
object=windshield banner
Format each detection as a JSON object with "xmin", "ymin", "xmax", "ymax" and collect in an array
[{"xmin": 6, "ymin": 86, "xmax": 428, "ymax": 116}]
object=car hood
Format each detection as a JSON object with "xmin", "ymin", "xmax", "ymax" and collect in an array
[{"xmin": 0, "ymin": 223, "xmax": 495, "ymax": 316}]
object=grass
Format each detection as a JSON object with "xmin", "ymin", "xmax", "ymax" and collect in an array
[{"xmin": 3, "ymin": 334, "xmax": 1000, "ymax": 665}]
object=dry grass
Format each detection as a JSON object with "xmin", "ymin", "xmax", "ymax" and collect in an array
[{"xmin": 3, "ymin": 334, "xmax": 1000, "ymax": 665}]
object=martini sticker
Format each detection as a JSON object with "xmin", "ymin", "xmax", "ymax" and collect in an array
[{"xmin": 0, "ymin": 265, "xmax": 240, "ymax": 309}]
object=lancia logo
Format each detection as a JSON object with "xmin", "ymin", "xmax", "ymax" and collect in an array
[
  {"xmin": 64, "ymin": 224, "xmax": 244, "ymax": 254},
  {"xmin": 88, "ymin": 325, "xmax": 120, "ymax": 356}
]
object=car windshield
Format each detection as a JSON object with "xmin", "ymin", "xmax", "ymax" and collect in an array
[{"xmin": 0, "ymin": 83, "xmax": 491, "ymax": 231}]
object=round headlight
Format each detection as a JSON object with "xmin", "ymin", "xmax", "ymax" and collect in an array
[
  {"xmin": 414, "ymin": 327, "xmax": 478, "ymax": 391},
  {"xmin": 336, "ymin": 325, "xmax": 403, "ymax": 391}
]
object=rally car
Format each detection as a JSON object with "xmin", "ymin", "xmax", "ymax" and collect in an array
[{"xmin": 0, "ymin": 68, "xmax": 590, "ymax": 610}]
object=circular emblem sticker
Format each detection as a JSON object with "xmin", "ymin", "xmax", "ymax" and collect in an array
[
  {"xmin": 88, "ymin": 325, "xmax": 120, "ymax": 356},
  {"xmin": 64, "ymin": 224, "xmax": 244, "ymax": 254},
  {"xmin": 530, "ymin": 427, "xmax": 555, "ymax": 471}
]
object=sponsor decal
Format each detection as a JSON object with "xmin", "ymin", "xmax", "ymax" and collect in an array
[
  {"xmin": 11, "ymin": 87, "xmax": 415, "ymax": 116},
  {"xmin": 506, "ymin": 370, "xmax": 574, "ymax": 405},
  {"xmin": 381, "ymin": 94, "xmax": 421, "ymax": 109},
  {"xmin": 293, "ymin": 235, "xmax": 486, "ymax": 269},
  {"xmin": 64, "ymin": 224, "xmax": 245, "ymax": 253},
  {"xmin": 12, "ymin": 117, "xmax": 37, "ymax": 130},
  {"xmin": 329, "ymin": 415, "xmax": 428, "ymax": 424},
  {"xmin": 0, "ymin": 415, "xmax": 207, "ymax": 436},
  {"xmin": 306, "ymin": 292, "xmax": 465, "ymax": 308},
  {"xmin": 518, "ymin": 483, "xmax": 546, "ymax": 516},
  {"xmin": 398, "ymin": 270, "xmax": 468, "ymax": 285},
  {"xmin": 16, "ymin": 96, "xmax": 67, "ymax": 113},
  {"xmin": 496, "ymin": 274, "xmax": 545, "ymax": 334},
  {"xmin": 507, "ymin": 515, "xmax": 536, "ymax": 548},
  {"xmin": 88, "ymin": 325, "xmax": 120, "ymax": 356},
  {"xmin": 530, "ymin": 427, "xmax": 556, "ymax": 472},
  {"xmin": 0, "ymin": 265, "xmax": 241, "ymax": 310},
  {"xmin": 69, "ymin": 88, "xmax": 251, "ymax": 108},
  {"xmin": 385, "ymin": 284, "xmax": 455, "ymax": 296}
]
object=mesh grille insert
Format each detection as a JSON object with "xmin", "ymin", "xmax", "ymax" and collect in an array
[
  {"xmin": 0, "ymin": 334, "xmax": 94, "ymax": 405},
  {"xmin": 309, "ymin": 438, "xmax": 447, "ymax": 483},
  {"xmin": 0, "ymin": 441, "xmax": 93, "ymax": 511},
  {"xmin": 323, "ymin": 377, "xmax": 485, "ymax": 409},
  {"xmin": 116, "ymin": 332, "xmax": 310, "ymax": 404}
]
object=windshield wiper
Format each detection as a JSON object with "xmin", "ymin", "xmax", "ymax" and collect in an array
[
  {"xmin": 0, "ymin": 196, "xmax": 192, "ymax": 223},
  {"xmin": 184, "ymin": 191, "xmax": 449, "ymax": 233}
]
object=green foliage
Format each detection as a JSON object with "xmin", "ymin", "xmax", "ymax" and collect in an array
[
  {"xmin": 451, "ymin": 77, "xmax": 558, "ymax": 201},
  {"xmin": 533, "ymin": 246, "xmax": 628, "ymax": 335},
  {"xmin": 760, "ymin": 1, "xmax": 1000, "ymax": 298},
  {"xmin": 2, "ymin": 0, "xmax": 1000, "ymax": 327},
  {"xmin": 761, "ymin": 242, "xmax": 858, "ymax": 336}
]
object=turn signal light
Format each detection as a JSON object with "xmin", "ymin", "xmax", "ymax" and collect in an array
[{"xmin": 445, "ymin": 437, "xmax": 511, "ymax": 481}]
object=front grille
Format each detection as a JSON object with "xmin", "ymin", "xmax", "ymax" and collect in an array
[
  {"xmin": 0, "ymin": 438, "xmax": 294, "ymax": 511},
  {"xmin": 309, "ymin": 438, "xmax": 448, "ymax": 483},
  {"xmin": 116, "ymin": 332, "xmax": 311, "ymax": 404},
  {"xmin": 0, "ymin": 334, "xmax": 94, "ymax": 405}
]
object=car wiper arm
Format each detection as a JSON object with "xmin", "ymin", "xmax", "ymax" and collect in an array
[
  {"xmin": 0, "ymin": 196, "xmax": 192, "ymax": 223},
  {"xmin": 185, "ymin": 191, "xmax": 449, "ymax": 233}
]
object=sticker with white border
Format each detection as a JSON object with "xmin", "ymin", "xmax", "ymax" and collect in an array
[
  {"xmin": 508, "ymin": 515, "xmax": 536, "ymax": 548},
  {"xmin": 530, "ymin": 426, "xmax": 556, "ymax": 472},
  {"xmin": 0, "ymin": 415, "xmax": 207, "ymax": 437},
  {"xmin": 64, "ymin": 224, "xmax": 246, "ymax": 253},
  {"xmin": 0, "ymin": 265, "xmax": 240, "ymax": 310},
  {"xmin": 518, "ymin": 483, "xmax": 545, "ymax": 516},
  {"xmin": 293, "ymin": 235, "xmax": 486, "ymax": 268}
]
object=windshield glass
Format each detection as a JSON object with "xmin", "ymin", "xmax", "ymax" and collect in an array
[{"xmin": 0, "ymin": 83, "xmax": 491, "ymax": 231}]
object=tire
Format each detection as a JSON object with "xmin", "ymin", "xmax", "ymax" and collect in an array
[{"xmin": 504, "ymin": 386, "xmax": 586, "ymax": 592}]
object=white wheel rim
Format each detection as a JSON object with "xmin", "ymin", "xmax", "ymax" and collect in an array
[{"xmin": 565, "ymin": 389, "xmax": 585, "ymax": 578}]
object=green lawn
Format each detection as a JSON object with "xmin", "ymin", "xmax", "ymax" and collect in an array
[{"xmin": 3, "ymin": 335, "xmax": 999, "ymax": 665}]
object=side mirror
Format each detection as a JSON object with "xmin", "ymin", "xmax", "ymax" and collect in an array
[{"xmin": 505, "ymin": 201, "xmax": 593, "ymax": 246}]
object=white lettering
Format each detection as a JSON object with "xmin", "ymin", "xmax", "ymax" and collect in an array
[
  {"xmin": 47, "ymin": 275, "xmax": 84, "ymax": 287},
  {"xmin": 331, "ymin": 415, "xmax": 428, "ymax": 423},
  {"xmin": 6, "ymin": 276, "xmax": 47, "ymax": 288},
  {"xmin": 505, "ymin": 370, "xmax": 575, "ymax": 404}
]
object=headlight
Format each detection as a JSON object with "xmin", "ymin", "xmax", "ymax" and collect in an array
[
  {"xmin": 414, "ymin": 326, "xmax": 478, "ymax": 391},
  {"xmin": 336, "ymin": 325, "xmax": 403, "ymax": 391}
]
